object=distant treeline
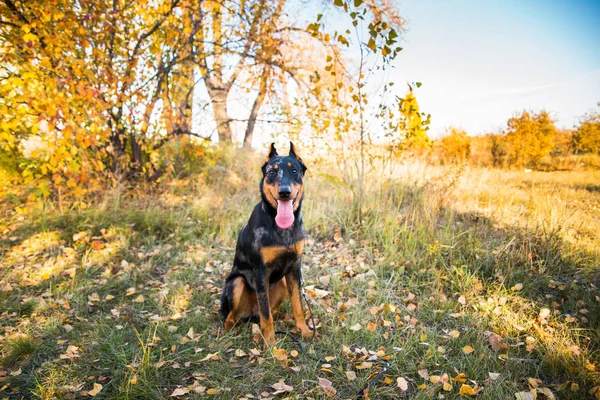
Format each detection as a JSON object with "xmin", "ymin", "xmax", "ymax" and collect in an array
[{"xmin": 428, "ymin": 106, "xmax": 600, "ymax": 170}]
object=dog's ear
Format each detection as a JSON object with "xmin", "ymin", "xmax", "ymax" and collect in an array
[
  {"xmin": 289, "ymin": 141, "xmax": 307, "ymax": 174},
  {"xmin": 262, "ymin": 143, "xmax": 278, "ymax": 175},
  {"xmin": 267, "ymin": 143, "xmax": 278, "ymax": 160}
]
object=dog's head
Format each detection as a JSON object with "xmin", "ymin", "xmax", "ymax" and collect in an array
[{"xmin": 261, "ymin": 142, "xmax": 307, "ymax": 229}]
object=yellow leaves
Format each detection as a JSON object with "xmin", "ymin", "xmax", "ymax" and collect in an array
[
  {"xmin": 272, "ymin": 347, "xmax": 288, "ymax": 361},
  {"xmin": 453, "ymin": 373, "xmax": 468, "ymax": 383},
  {"xmin": 133, "ymin": 294, "xmax": 145, "ymax": 303},
  {"xmin": 448, "ymin": 330, "xmax": 460, "ymax": 339},
  {"xmin": 90, "ymin": 241, "xmax": 105, "ymax": 250},
  {"xmin": 462, "ymin": 345, "xmax": 474, "ymax": 354},
  {"xmin": 87, "ymin": 383, "xmax": 103, "ymax": 396},
  {"xmin": 459, "ymin": 384, "xmax": 477, "ymax": 397},
  {"xmin": 23, "ymin": 33, "xmax": 39, "ymax": 42}
]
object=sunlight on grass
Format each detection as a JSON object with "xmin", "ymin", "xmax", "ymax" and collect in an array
[{"xmin": 1, "ymin": 157, "xmax": 598, "ymax": 399}]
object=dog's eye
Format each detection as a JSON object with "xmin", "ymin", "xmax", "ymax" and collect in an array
[
  {"xmin": 269, "ymin": 169, "xmax": 277, "ymax": 175},
  {"xmin": 291, "ymin": 169, "xmax": 298, "ymax": 174}
]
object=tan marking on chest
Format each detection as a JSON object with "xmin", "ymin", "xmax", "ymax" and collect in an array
[{"xmin": 260, "ymin": 239, "xmax": 304, "ymax": 264}]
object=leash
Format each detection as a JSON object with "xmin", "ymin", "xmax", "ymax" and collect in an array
[{"xmin": 275, "ymin": 280, "xmax": 392, "ymax": 399}]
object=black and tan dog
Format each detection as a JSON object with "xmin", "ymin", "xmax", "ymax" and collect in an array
[{"xmin": 219, "ymin": 142, "xmax": 313, "ymax": 345}]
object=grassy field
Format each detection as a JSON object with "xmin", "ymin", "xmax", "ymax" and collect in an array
[{"xmin": 1, "ymin": 149, "xmax": 599, "ymax": 399}]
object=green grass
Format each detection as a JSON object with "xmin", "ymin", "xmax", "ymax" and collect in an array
[{"xmin": 1, "ymin": 153, "xmax": 599, "ymax": 399}]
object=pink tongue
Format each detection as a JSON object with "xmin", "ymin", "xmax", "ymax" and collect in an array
[{"xmin": 275, "ymin": 200, "xmax": 294, "ymax": 229}]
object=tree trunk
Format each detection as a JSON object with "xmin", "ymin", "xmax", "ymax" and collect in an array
[
  {"xmin": 206, "ymin": 78, "xmax": 232, "ymax": 143},
  {"xmin": 243, "ymin": 70, "xmax": 269, "ymax": 148}
]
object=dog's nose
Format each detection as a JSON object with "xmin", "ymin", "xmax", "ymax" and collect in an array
[{"xmin": 278, "ymin": 186, "xmax": 291, "ymax": 199}]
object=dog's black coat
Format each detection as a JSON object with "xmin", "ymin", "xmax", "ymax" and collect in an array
[{"xmin": 220, "ymin": 143, "xmax": 307, "ymax": 326}]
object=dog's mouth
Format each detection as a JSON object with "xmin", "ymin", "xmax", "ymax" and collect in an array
[{"xmin": 271, "ymin": 192, "xmax": 296, "ymax": 230}]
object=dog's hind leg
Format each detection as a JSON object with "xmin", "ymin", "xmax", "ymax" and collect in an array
[{"xmin": 223, "ymin": 277, "xmax": 257, "ymax": 332}]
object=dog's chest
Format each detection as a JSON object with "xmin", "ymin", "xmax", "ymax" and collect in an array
[{"xmin": 260, "ymin": 239, "xmax": 304, "ymax": 283}]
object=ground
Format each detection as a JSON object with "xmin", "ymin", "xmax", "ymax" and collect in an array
[{"xmin": 1, "ymin": 155, "xmax": 599, "ymax": 399}]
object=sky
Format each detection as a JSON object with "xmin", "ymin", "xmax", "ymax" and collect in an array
[{"xmin": 390, "ymin": 0, "xmax": 600, "ymax": 137}]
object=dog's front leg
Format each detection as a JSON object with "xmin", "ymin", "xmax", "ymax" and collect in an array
[
  {"xmin": 255, "ymin": 272, "xmax": 275, "ymax": 345},
  {"xmin": 285, "ymin": 263, "xmax": 314, "ymax": 339}
]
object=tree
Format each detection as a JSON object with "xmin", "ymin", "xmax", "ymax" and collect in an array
[
  {"xmin": 386, "ymin": 87, "xmax": 431, "ymax": 155},
  {"xmin": 572, "ymin": 104, "xmax": 600, "ymax": 155},
  {"xmin": 434, "ymin": 127, "xmax": 471, "ymax": 164},
  {"xmin": 502, "ymin": 110, "xmax": 556, "ymax": 167}
]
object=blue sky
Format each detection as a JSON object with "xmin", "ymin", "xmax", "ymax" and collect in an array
[{"xmin": 391, "ymin": 0, "xmax": 600, "ymax": 137}]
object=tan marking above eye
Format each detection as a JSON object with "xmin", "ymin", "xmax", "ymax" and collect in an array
[
  {"xmin": 274, "ymin": 164, "xmax": 279, "ymax": 170},
  {"xmin": 288, "ymin": 162, "xmax": 292, "ymax": 167}
]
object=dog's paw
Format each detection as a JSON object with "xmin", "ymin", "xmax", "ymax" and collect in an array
[{"xmin": 298, "ymin": 326, "xmax": 317, "ymax": 339}]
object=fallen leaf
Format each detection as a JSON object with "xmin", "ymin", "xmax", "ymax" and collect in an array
[
  {"xmin": 91, "ymin": 241, "xmax": 105, "ymax": 250},
  {"xmin": 200, "ymin": 352, "xmax": 220, "ymax": 362},
  {"xmin": 88, "ymin": 383, "xmax": 103, "ymax": 397},
  {"xmin": 418, "ymin": 369, "xmax": 429, "ymax": 380},
  {"xmin": 453, "ymin": 373, "xmax": 468, "ymax": 383},
  {"xmin": 513, "ymin": 283, "xmax": 524, "ymax": 291},
  {"xmin": 346, "ymin": 371, "xmax": 357, "ymax": 381},
  {"xmin": 539, "ymin": 387, "xmax": 555, "ymax": 399},
  {"xmin": 273, "ymin": 347, "xmax": 288, "ymax": 361},
  {"xmin": 397, "ymin": 377, "xmax": 408, "ymax": 391},
  {"xmin": 462, "ymin": 345, "xmax": 474, "ymax": 354},
  {"xmin": 133, "ymin": 295, "xmax": 145, "ymax": 303},
  {"xmin": 318, "ymin": 377, "xmax": 336, "ymax": 397},
  {"xmin": 485, "ymin": 331, "xmax": 504, "ymax": 351},
  {"xmin": 488, "ymin": 372, "xmax": 500, "ymax": 381},
  {"xmin": 459, "ymin": 384, "xmax": 476, "ymax": 396},
  {"xmin": 235, "ymin": 349, "xmax": 246, "ymax": 357},
  {"xmin": 515, "ymin": 391, "xmax": 535, "ymax": 400},
  {"xmin": 349, "ymin": 323, "xmax": 362, "ymax": 331},
  {"xmin": 449, "ymin": 330, "xmax": 460, "ymax": 339},
  {"xmin": 271, "ymin": 379, "xmax": 294, "ymax": 394}
]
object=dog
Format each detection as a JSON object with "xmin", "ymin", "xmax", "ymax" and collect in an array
[{"xmin": 219, "ymin": 142, "xmax": 313, "ymax": 345}]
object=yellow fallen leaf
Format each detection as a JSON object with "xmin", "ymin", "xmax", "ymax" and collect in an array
[
  {"xmin": 133, "ymin": 294, "xmax": 144, "ymax": 303},
  {"xmin": 367, "ymin": 322, "xmax": 377, "ymax": 332},
  {"xmin": 206, "ymin": 388, "xmax": 220, "ymax": 395},
  {"xmin": 462, "ymin": 345, "xmax": 474, "ymax": 354},
  {"xmin": 443, "ymin": 382, "xmax": 453, "ymax": 391},
  {"xmin": 88, "ymin": 383, "xmax": 103, "ymax": 397},
  {"xmin": 91, "ymin": 241, "xmax": 105, "ymax": 250},
  {"xmin": 453, "ymin": 373, "xmax": 468, "ymax": 383},
  {"xmin": 459, "ymin": 384, "xmax": 476, "ymax": 396},
  {"xmin": 449, "ymin": 330, "xmax": 460, "ymax": 339},
  {"xmin": 272, "ymin": 347, "xmax": 288, "ymax": 361}
]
